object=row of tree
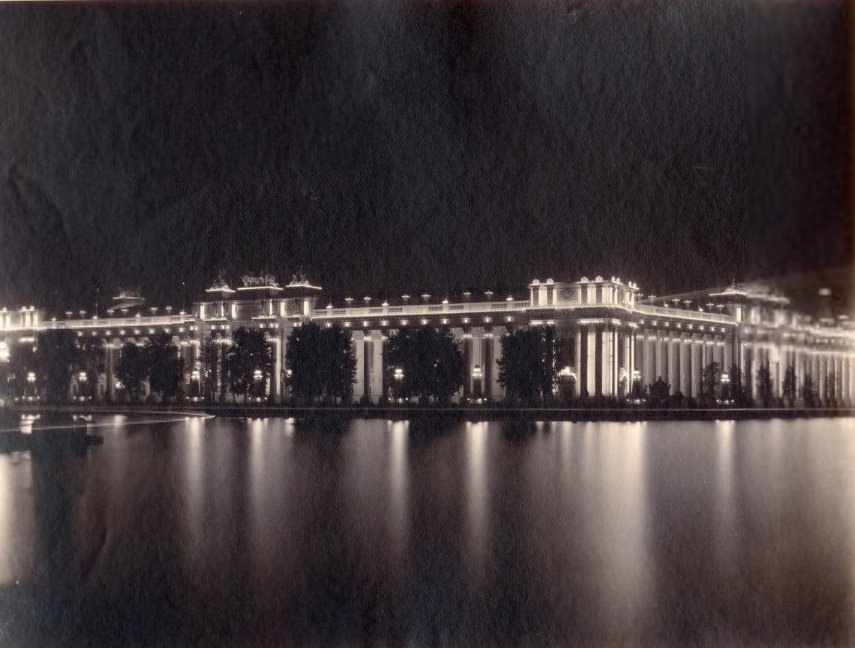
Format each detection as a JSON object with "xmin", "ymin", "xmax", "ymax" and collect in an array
[
  {"xmin": 2, "ymin": 330, "xmax": 104, "ymax": 403},
  {"xmin": 282, "ymin": 323, "xmax": 466, "ymax": 405},
  {"xmin": 193, "ymin": 328, "xmax": 273, "ymax": 403},
  {"xmin": 638, "ymin": 361, "xmax": 843, "ymax": 409},
  {"xmin": 115, "ymin": 332, "xmax": 185, "ymax": 402},
  {"xmin": 3, "ymin": 325, "xmax": 847, "ymax": 408},
  {"xmin": 0, "ymin": 330, "xmax": 186, "ymax": 404}
]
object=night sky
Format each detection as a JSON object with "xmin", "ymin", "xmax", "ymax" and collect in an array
[{"xmin": 0, "ymin": 1, "xmax": 851, "ymax": 313}]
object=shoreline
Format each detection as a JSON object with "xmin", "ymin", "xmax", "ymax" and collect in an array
[{"xmin": 4, "ymin": 403, "xmax": 854, "ymax": 423}]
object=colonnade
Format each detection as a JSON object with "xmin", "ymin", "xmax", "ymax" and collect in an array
[
  {"xmin": 570, "ymin": 323, "xmax": 635, "ymax": 398},
  {"xmin": 72, "ymin": 337, "xmax": 206, "ymax": 400},
  {"xmin": 741, "ymin": 341, "xmax": 855, "ymax": 403},
  {"xmin": 635, "ymin": 330, "xmax": 731, "ymax": 398},
  {"xmin": 57, "ymin": 324, "xmax": 855, "ymax": 406},
  {"xmin": 350, "ymin": 327, "xmax": 504, "ymax": 402}
]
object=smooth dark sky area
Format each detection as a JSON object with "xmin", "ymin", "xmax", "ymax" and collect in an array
[{"xmin": 0, "ymin": 1, "xmax": 851, "ymax": 312}]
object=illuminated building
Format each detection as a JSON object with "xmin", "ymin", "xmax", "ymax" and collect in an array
[{"xmin": 1, "ymin": 273, "xmax": 854, "ymax": 405}]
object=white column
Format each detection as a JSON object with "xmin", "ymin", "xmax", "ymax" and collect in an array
[
  {"xmin": 654, "ymin": 335, "xmax": 664, "ymax": 382},
  {"xmin": 749, "ymin": 343, "xmax": 760, "ymax": 399},
  {"xmin": 644, "ymin": 332, "xmax": 655, "ymax": 388},
  {"xmin": 795, "ymin": 348, "xmax": 804, "ymax": 398},
  {"xmin": 353, "ymin": 331, "xmax": 366, "ymax": 401},
  {"xmin": 667, "ymin": 338, "xmax": 677, "ymax": 393},
  {"xmin": 622, "ymin": 330, "xmax": 632, "ymax": 396},
  {"xmin": 680, "ymin": 338, "xmax": 691, "ymax": 397},
  {"xmin": 272, "ymin": 337, "xmax": 282, "ymax": 401},
  {"xmin": 601, "ymin": 327, "xmax": 613, "ymax": 396},
  {"xmin": 471, "ymin": 327, "xmax": 484, "ymax": 395},
  {"xmin": 724, "ymin": 336, "xmax": 733, "ymax": 372},
  {"xmin": 849, "ymin": 355, "xmax": 855, "ymax": 403},
  {"xmin": 628, "ymin": 330, "xmax": 636, "ymax": 393},
  {"xmin": 846, "ymin": 355, "xmax": 853, "ymax": 403},
  {"xmin": 370, "ymin": 330, "xmax": 383, "ymax": 403},
  {"xmin": 772, "ymin": 345, "xmax": 782, "ymax": 399},
  {"xmin": 586, "ymin": 328, "xmax": 596, "ymax": 396},
  {"xmin": 692, "ymin": 339, "xmax": 703, "ymax": 398}
]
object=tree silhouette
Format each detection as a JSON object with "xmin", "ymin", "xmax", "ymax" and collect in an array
[
  {"xmin": 700, "ymin": 362, "xmax": 721, "ymax": 406},
  {"xmin": 117, "ymin": 342, "xmax": 149, "ymax": 403},
  {"xmin": 147, "ymin": 332, "xmax": 184, "ymax": 402},
  {"xmin": 782, "ymin": 365, "xmax": 797, "ymax": 407},
  {"xmin": 286, "ymin": 322, "xmax": 356, "ymax": 404},
  {"xmin": 756, "ymin": 362, "xmax": 774, "ymax": 407},
  {"xmin": 498, "ymin": 327, "xmax": 560, "ymax": 405},
  {"xmin": 35, "ymin": 330, "xmax": 77, "ymax": 403},
  {"xmin": 647, "ymin": 377, "xmax": 671, "ymax": 408},
  {"xmin": 7, "ymin": 342, "xmax": 37, "ymax": 400},
  {"xmin": 728, "ymin": 363, "xmax": 749, "ymax": 407},
  {"xmin": 226, "ymin": 328, "xmax": 272, "ymax": 403},
  {"xmin": 201, "ymin": 336, "xmax": 227, "ymax": 403},
  {"xmin": 802, "ymin": 374, "xmax": 816, "ymax": 408},
  {"xmin": 384, "ymin": 326, "xmax": 464, "ymax": 404},
  {"xmin": 75, "ymin": 336, "xmax": 104, "ymax": 400},
  {"xmin": 824, "ymin": 371, "xmax": 838, "ymax": 406}
]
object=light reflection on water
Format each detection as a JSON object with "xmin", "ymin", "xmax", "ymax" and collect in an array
[
  {"xmin": 388, "ymin": 420, "xmax": 409, "ymax": 557},
  {"xmin": 464, "ymin": 421, "xmax": 489, "ymax": 576},
  {"xmin": 0, "ymin": 415, "xmax": 852, "ymax": 645},
  {"xmin": 713, "ymin": 420, "xmax": 737, "ymax": 571},
  {"xmin": 585, "ymin": 423, "xmax": 652, "ymax": 640}
]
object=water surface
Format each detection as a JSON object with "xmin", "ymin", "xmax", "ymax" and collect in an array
[{"xmin": 1, "ymin": 415, "xmax": 853, "ymax": 645}]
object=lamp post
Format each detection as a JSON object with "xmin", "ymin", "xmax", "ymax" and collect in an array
[
  {"xmin": 393, "ymin": 367, "xmax": 404, "ymax": 401},
  {"xmin": 720, "ymin": 372, "xmax": 731, "ymax": 404},
  {"xmin": 78, "ymin": 371, "xmax": 88, "ymax": 401},
  {"xmin": 191, "ymin": 369, "xmax": 201, "ymax": 400},
  {"xmin": 25, "ymin": 371, "xmax": 36, "ymax": 401},
  {"xmin": 631, "ymin": 369, "xmax": 642, "ymax": 401},
  {"xmin": 472, "ymin": 364, "xmax": 483, "ymax": 400},
  {"xmin": 253, "ymin": 368, "xmax": 264, "ymax": 401}
]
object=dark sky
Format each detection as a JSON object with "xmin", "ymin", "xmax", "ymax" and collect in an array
[{"xmin": 0, "ymin": 0, "xmax": 851, "ymax": 312}]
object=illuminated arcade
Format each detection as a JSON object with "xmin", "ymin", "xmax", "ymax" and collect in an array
[{"xmin": 1, "ymin": 272, "xmax": 853, "ymax": 405}]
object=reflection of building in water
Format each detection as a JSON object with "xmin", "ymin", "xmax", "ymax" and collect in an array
[{"xmin": 1, "ymin": 272, "xmax": 854, "ymax": 404}]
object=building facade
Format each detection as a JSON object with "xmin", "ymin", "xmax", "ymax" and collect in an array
[{"xmin": 1, "ymin": 273, "xmax": 854, "ymax": 405}]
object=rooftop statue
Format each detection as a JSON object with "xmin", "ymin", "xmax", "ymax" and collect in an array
[{"xmin": 241, "ymin": 272, "xmax": 280, "ymax": 288}]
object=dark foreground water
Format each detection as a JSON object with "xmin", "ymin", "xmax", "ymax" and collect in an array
[{"xmin": 0, "ymin": 415, "xmax": 853, "ymax": 646}]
